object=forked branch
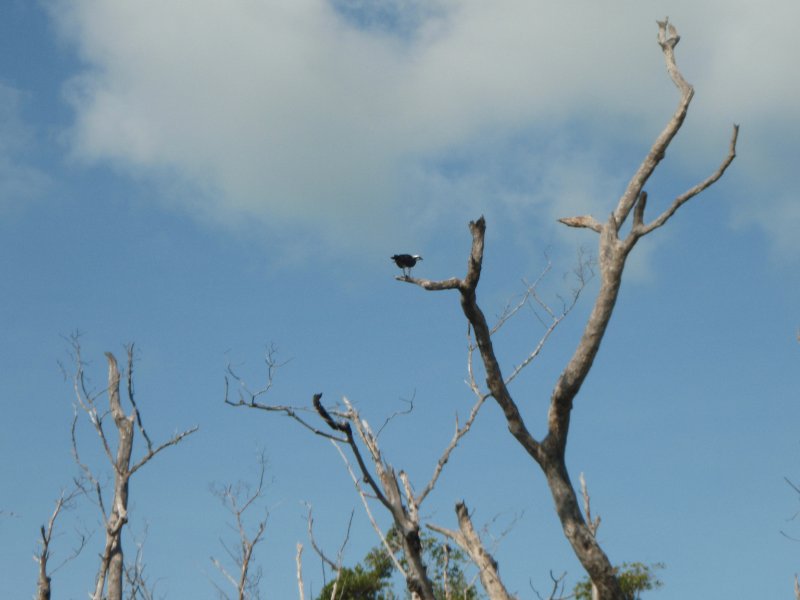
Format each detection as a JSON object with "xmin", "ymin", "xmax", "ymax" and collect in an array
[
  {"xmin": 34, "ymin": 485, "xmax": 86, "ymax": 600},
  {"xmin": 399, "ymin": 20, "xmax": 737, "ymax": 600},
  {"xmin": 400, "ymin": 217, "xmax": 543, "ymax": 463},
  {"xmin": 636, "ymin": 124, "xmax": 738, "ymax": 236},
  {"xmin": 67, "ymin": 342, "xmax": 197, "ymax": 600}
]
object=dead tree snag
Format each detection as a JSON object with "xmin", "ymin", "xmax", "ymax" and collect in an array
[{"xmin": 399, "ymin": 19, "xmax": 737, "ymax": 599}]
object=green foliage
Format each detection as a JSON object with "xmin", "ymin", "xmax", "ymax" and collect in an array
[
  {"xmin": 315, "ymin": 528, "xmax": 481, "ymax": 600},
  {"xmin": 315, "ymin": 562, "xmax": 395, "ymax": 600},
  {"xmin": 315, "ymin": 545, "xmax": 395, "ymax": 600},
  {"xmin": 573, "ymin": 562, "xmax": 664, "ymax": 600}
]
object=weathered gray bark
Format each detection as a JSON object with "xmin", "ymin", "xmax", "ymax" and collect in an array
[
  {"xmin": 227, "ymin": 339, "xmax": 474, "ymax": 600},
  {"xmin": 69, "ymin": 345, "xmax": 197, "ymax": 600},
  {"xmin": 97, "ymin": 353, "xmax": 133, "ymax": 600},
  {"xmin": 227, "ymin": 354, "xmax": 439, "ymax": 599},
  {"xmin": 35, "ymin": 568, "xmax": 51, "ymax": 600},
  {"xmin": 312, "ymin": 394, "xmax": 436, "ymax": 600},
  {"xmin": 429, "ymin": 502, "xmax": 514, "ymax": 600},
  {"xmin": 402, "ymin": 20, "xmax": 737, "ymax": 600},
  {"xmin": 35, "ymin": 527, "xmax": 52, "ymax": 600}
]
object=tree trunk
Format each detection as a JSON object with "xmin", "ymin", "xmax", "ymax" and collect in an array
[
  {"xmin": 398, "ymin": 520, "xmax": 436, "ymax": 600},
  {"xmin": 35, "ymin": 566, "xmax": 51, "ymax": 600},
  {"xmin": 542, "ymin": 458, "xmax": 620, "ymax": 599},
  {"xmin": 93, "ymin": 353, "xmax": 135, "ymax": 600}
]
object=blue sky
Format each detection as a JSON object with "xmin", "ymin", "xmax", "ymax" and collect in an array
[{"xmin": 1, "ymin": 0, "xmax": 798, "ymax": 598}]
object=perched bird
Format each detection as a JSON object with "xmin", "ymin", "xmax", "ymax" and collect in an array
[{"xmin": 391, "ymin": 254, "xmax": 423, "ymax": 277}]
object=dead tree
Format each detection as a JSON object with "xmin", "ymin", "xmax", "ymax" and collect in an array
[
  {"xmin": 227, "ymin": 272, "xmax": 571, "ymax": 600},
  {"xmin": 227, "ymin": 251, "xmax": 575, "ymax": 599},
  {"xmin": 34, "ymin": 485, "xmax": 86, "ymax": 600},
  {"xmin": 69, "ymin": 342, "xmax": 198, "ymax": 600},
  {"xmin": 210, "ymin": 453, "xmax": 270, "ymax": 600},
  {"xmin": 226, "ymin": 384, "xmax": 436, "ymax": 599},
  {"xmin": 398, "ymin": 19, "xmax": 738, "ymax": 599}
]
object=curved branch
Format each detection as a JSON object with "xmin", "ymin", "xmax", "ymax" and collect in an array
[
  {"xmin": 458, "ymin": 218, "xmax": 544, "ymax": 461},
  {"xmin": 636, "ymin": 124, "xmax": 739, "ymax": 236},
  {"xmin": 613, "ymin": 18, "xmax": 695, "ymax": 230},
  {"xmin": 400, "ymin": 218, "xmax": 544, "ymax": 459}
]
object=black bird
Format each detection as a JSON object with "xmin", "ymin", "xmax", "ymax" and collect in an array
[{"xmin": 391, "ymin": 254, "xmax": 423, "ymax": 277}]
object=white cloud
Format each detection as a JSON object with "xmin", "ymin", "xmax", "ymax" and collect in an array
[
  {"xmin": 0, "ymin": 84, "xmax": 50, "ymax": 211},
  {"xmin": 49, "ymin": 0, "xmax": 799, "ymax": 257}
]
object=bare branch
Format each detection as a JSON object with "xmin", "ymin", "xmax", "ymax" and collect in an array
[
  {"xmin": 324, "ymin": 397, "xmax": 392, "ymax": 509},
  {"xmin": 34, "ymin": 485, "xmax": 86, "ymax": 600},
  {"xmin": 613, "ymin": 17, "xmax": 695, "ymax": 230},
  {"xmin": 68, "ymin": 340, "xmax": 116, "ymax": 470},
  {"xmin": 227, "ymin": 372, "xmax": 436, "ymax": 598},
  {"xmin": 305, "ymin": 504, "xmax": 353, "ymax": 571},
  {"xmin": 472, "ymin": 508, "xmax": 525, "ymax": 574},
  {"xmin": 123, "ymin": 344, "xmax": 154, "ymax": 455},
  {"xmin": 429, "ymin": 502, "xmax": 515, "ymax": 600},
  {"xmin": 65, "ymin": 343, "xmax": 196, "ymax": 600},
  {"xmin": 396, "ymin": 275, "xmax": 461, "ymax": 290},
  {"xmin": 399, "ymin": 471, "xmax": 418, "ymax": 524},
  {"xmin": 579, "ymin": 473, "xmax": 602, "ymax": 600},
  {"xmin": 547, "ymin": 19, "xmax": 737, "ymax": 458},
  {"xmin": 210, "ymin": 556, "xmax": 238, "ymax": 598},
  {"xmin": 210, "ymin": 454, "xmax": 270, "ymax": 600},
  {"xmin": 491, "ymin": 258, "xmax": 553, "ymax": 336},
  {"xmin": 123, "ymin": 527, "xmax": 161, "ymax": 600},
  {"xmin": 558, "ymin": 215, "xmax": 603, "ymax": 233},
  {"xmin": 231, "ymin": 366, "xmax": 450, "ymax": 597},
  {"xmin": 296, "ymin": 543, "xmax": 305, "ymax": 600},
  {"xmin": 416, "ymin": 392, "xmax": 488, "ymax": 506},
  {"xmin": 224, "ymin": 345, "xmax": 288, "ymax": 405},
  {"xmin": 465, "ymin": 326, "xmax": 487, "ymax": 401},
  {"xmin": 636, "ymin": 124, "xmax": 739, "ymax": 236},
  {"xmin": 330, "ymin": 440, "xmax": 407, "ymax": 578},
  {"xmin": 503, "ymin": 276, "xmax": 584, "ymax": 387},
  {"xmin": 129, "ymin": 425, "xmax": 199, "ymax": 476},
  {"xmin": 70, "ymin": 406, "xmax": 108, "ymax": 522},
  {"xmin": 657, "ymin": 17, "xmax": 688, "ymax": 91},
  {"xmin": 375, "ymin": 393, "xmax": 415, "ymax": 438},
  {"xmin": 464, "ymin": 219, "xmax": 543, "ymax": 459},
  {"xmin": 397, "ymin": 22, "xmax": 736, "ymax": 600},
  {"xmin": 531, "ymin": 571, "xmax": 572, "ymax": 600},
  {"xmin": 579, "ymin": 473, "xmax": 601, "ymax": 537},
  {"xmin": 225, "ymin": 373, "xmax": 347, "ymax": 443}
]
